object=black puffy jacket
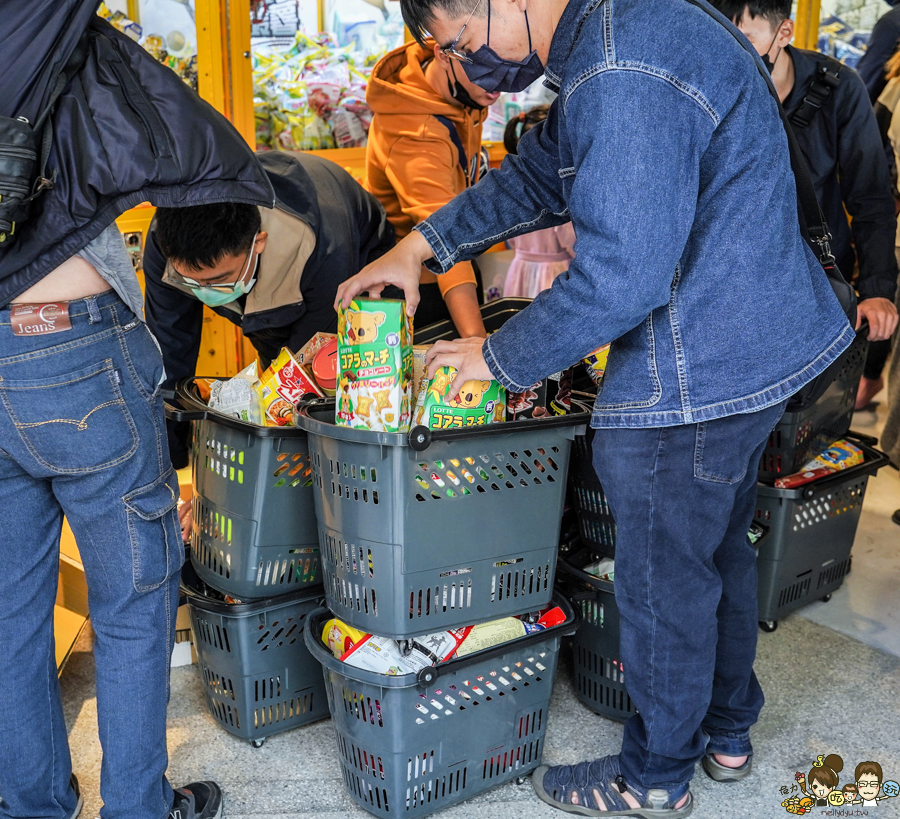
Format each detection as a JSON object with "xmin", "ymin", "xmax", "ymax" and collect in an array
[{"xmin": 0, "ymin": 2, "xmax": 274, "ymax": 305}]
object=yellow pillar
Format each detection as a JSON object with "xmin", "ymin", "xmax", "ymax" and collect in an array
[{"xmin": 794, "ymin": 0, "xmax": 823, "ymax": 51}]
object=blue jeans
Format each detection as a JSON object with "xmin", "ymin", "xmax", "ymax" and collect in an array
[
  {"xmin": 0, "ymin": 291, "xmax": 182, "ymax": 819},
  {"xmin": 591, "ymin": 401, "xmax": 787, "ymax": 790}
]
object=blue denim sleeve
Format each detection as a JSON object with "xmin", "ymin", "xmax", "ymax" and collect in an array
[
  {"xmin": 482, "ymin": 70, "xmax": 716, "ymax": 392},
  {"xmin": 415, "ymin": 101, "xmax": 570, "ymax": 274}
]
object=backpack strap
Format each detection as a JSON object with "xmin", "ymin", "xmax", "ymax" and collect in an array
[
  {"xmin": 789, "ymin": 63, "xmax": 841, "ymax": 129},
  {"xmin": 433, "ymin": 114, "xmax": 473, "ymax": 187}
]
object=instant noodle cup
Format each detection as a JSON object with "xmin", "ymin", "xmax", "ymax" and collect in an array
[{"xmin": 256, "ymin": 348, "xmax": 322, "ymax": 426}]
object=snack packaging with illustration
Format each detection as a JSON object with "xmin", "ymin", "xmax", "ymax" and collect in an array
[
  {"xmin": 773, "ymin": 439, "xmax": 864, "ymax": 488},
  {"xmin": 413, "ymin": 366, "xmax": 506, "ymax": 430},
  {"xmin": 582, "ymin": 344, "xmax": 610, "ymax": 387},
  {"xmin": 256, "ymin": 348, "xmax": 323, "ymax": 426},
  {"xmin": 507, "ymin": 367, "xmax": 573, "ymax": 420},
  {"xmin": 336, "ymin": 298, "xmax": 413, "ymax": 432}
]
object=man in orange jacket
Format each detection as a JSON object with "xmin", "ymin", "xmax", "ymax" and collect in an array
[{"xmin": 366, "ymin": 39, "xmax": 499, "ymax": 338}]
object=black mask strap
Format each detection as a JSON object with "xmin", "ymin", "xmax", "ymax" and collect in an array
[
  {"xmin": 487, "ymin": 0, "xmax": 491, "ymax": 43},
  {"xmin": 524, "ymin": 9, "xmax": 532, "ymax": 51}
]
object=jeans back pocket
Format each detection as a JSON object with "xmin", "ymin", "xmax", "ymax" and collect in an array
[{"xmin": 0, "ymin": 359, "xmax": 138, "ymax": 474}]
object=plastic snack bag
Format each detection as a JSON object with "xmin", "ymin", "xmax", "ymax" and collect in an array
[{"xmin": 773, "ymin": 439, "xmax": 864, "ymax": 488}]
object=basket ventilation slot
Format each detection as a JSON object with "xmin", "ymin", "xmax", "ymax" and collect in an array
[
  {"xmin": 482, "ymin": 738, "xmax": 541, "ymax": 780},
  {"xmin": 409, "ymin": 581, "xmax": 472, "ymax": 620},
  {"xmin": 412, "ymin": 449, "xmax": 560, "ymax": 501},
  {"xmin": 407, "ymin": 764, "xmax": 467, "ymax": 809},
  {"xmin": 194, "ymin": 617, "xmax": 232, "ymax": 653},
  {"xmin": 272, "ymin": 452, "xmax": 313, "ymax": 488},
  {"xmin": 341, "ymin": 767, "xmax": 390, "ymax": 814},
  {"xmin": 338, "ymin": 734, "xmax": 385, "ymax": 780},
  {"xmin": 253, "ymin": 690, "xmax": 315, "ymax": 729},
  {"xmin": 490, "ymin": 563, "xmax": 551, "ymax": 602},
  {"xmin": 203, "ymin": 436, "xmax": 244, "ymax": 485}
]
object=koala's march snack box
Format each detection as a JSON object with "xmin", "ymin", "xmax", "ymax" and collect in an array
[
  {"xmin": 413, "ymin": 366, "xmax": 506, "ymax": 430},
  {"xmin": 336, "ymin": 299, "xmax": 413, "ymax": 432}
]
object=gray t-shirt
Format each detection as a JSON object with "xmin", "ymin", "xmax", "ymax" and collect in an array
[{"xmin": 76, "ymin": 223, "xmax": 145, "ymax": 319}]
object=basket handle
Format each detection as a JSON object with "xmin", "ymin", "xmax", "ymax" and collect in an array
[
  {"xmin": 408, "ymin": 414, "xmax": 587, "ymax": 452},
  {"xmin": 164, "ymin": 395, "xmax": 209, "ymax": 423},
  {"xmin": 415, "ymin": 597, "xmax": 579, "ymax": 687}
]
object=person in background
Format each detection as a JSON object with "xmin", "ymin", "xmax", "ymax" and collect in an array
[
  {"xmin": 502, "ymin": 105, "xmax": 577, "ymax": 298},
  {"xmin": 143, "ymin": 150, "xmax": 395, "ymax": 468},
  {"xmin": 365, "ymin": 37, "xmax": 495, "ymax": 337},
  {"xmin": 875, "ymin": 48, "xmax": 900, "ymax": 527},
  {"xmin": 712, "ymin": 0, "xmax": 899, "ymax": 411},
  {"xmin": 855, "ymin": 0, "xmax": 900, "ymax": 103}
]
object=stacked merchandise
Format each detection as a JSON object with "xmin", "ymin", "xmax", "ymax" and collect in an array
[
  {"xmin": 294, "ymin": 298, "xmax": 583, "ymax": 817},
  {"xmin": 169, "ymin": 344, "xmax": 338, "ymax": 746},
  {"xmin": 96, "ymin": 3, "xmax": 198, "ymax": 90},
  {"xmin": 253, "ymin": 32, "xmax": 376, "ymax": 151}
]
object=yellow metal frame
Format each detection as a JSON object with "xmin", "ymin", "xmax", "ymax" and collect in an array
[{"xmin": 794, "ymin": 0, "xmax": 823, "ymax": 51}]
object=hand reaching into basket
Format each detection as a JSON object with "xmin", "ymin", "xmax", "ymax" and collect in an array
[
  {"xmin": 426, "ymin": 338, "xmax": 496, "ymax": 402},
  {"xmin": 178, "ymin": 500, "xmax": 192, "ymax": 543},
  {"xmin": 335, "ymin": 231, "xmax": 433, "ymax": 318}
]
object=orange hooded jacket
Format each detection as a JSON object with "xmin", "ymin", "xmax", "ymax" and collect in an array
[{"xmin": 365, "ymin": 40, "xmax": 486, "ymax": 295}]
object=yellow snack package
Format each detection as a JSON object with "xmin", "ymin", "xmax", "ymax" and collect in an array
[{"xmin": 321, "ymin": 618, "xmax": 370, "ymax": 660}]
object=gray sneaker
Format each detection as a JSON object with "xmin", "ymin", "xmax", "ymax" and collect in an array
[{"xmin": 169, "ymin": 782, "xmax": 223, "ymax": 819}]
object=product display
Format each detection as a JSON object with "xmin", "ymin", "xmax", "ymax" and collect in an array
[
  {"xmin": 336, "ymin": 298, "xmax": 413, "ymax": 432},
  {"xmin": 253, "ymin": 33, "xmax": 375, "ymax": 151},
  {"xmin": 413, "ymin": 365, "xmax": 506, "ymax": 429}
]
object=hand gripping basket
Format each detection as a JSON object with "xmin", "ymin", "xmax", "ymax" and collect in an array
[
  {"xmin": 166, "ymin": 378, "xmax": 321, "ymax": 599},
  {"xmin": 296, "ymin": 401, "xmax": 585, "ymax": 638},
  {"xmin": 304, "ymin": 594, "xmax": 576, "ymax": 817}
]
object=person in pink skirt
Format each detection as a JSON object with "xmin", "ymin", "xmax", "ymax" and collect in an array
[{"xmin": 502, "ymin": 106, "xmax": 577, "ymax": 298}]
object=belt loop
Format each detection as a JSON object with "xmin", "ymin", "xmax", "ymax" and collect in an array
[{"xmin": 86, "ymin": 296, "xmax": 101, "ymax": 324}]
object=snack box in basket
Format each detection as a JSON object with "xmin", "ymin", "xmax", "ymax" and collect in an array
[
  {"xmin": 336, "ymin": 298, "xmax": 413, "ymax": 432},
  {"xmin": 296, "ymin": 331, "xmax": 336, "ymax": 367},
  {"xmin": 507, "ymin": 367, "xmax": 573, "ymax": 420},
  {"xmin": 413, "ymin": 365, "xmax": 506, "ymax": 430},
  {"xmin": 256, "ymin": 348, "xmax": 322, "ymax": 426}
]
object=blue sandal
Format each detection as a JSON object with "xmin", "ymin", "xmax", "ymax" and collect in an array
[{"xmin": 532, "ymin": 756, "xmax": 693, "ymax": 818}]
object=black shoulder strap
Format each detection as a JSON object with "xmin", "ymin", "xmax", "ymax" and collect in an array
[
  {"xmin": 683, "ymin": 2, "xmax": 837, "ymax": 266},
  {"xmin": 789, "ymin": 63, "xmax": 841, "ymax": 129},
  {"xmin": 433, "ymin": 114, "xmax": 472, "ymax": 186}
]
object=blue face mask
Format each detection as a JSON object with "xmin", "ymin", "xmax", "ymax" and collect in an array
[
  {"xmin": 444, "ymin": 0, "xmax": 544, "ymax": 94},
  {"xmin": 181, "ymin": 233, "xmax": 259, "ymax": 307}
]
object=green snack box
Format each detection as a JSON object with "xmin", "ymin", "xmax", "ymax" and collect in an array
[
  {"xmin": 413, "ymin": 366, "xmax": 506, "ymax": 430},
  {"xmin": 336, "ymin": 298, "xmax": 413, "ymax": 432}
]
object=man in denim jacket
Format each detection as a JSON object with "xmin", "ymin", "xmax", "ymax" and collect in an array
[{"xmin": 338, "ymin": 0, "xmax": 853, "ymax": 815}]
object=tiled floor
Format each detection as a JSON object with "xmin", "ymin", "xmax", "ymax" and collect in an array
[{"xmin": 59, "ymin": 396, "xmax": 900, "ymax": 819}]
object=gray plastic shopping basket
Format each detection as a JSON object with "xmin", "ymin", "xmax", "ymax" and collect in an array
[
  {"xmin": 181, "ymin": 561, "xmax": 330, "ymax": 746},
  {"xmin": 304, "ymin": 594, "xmax": 576, "ymax": 818},
  {"xmin": 296, "ymin": 401, "xmax": 585, "ymax": 638},
  {"xmin": 166, "ymin": 378, "xmax": 321, "ymax": 599}
]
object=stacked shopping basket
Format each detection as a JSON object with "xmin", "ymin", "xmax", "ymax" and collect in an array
[
  {"xmin": 296, "ymin": 399, "xmax": 581, "ymax": 817},
  {"xmin": 167, "ymin": 380, "xmax": 330, "ymax": 747},
  {"xmin": 559, "ymin": 326, "xmax": 892, "ymax": 728}
]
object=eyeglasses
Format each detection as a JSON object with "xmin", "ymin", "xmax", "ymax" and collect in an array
[
  {"xmin": 440, "ymin": 0, "xmax": 485, "ymax": 63},
  {"xmin": 179, "ymin": 232, "xmax": 258, "ymax": 292},
  {"xmin": 857, "ymin": 781, "xmax": 880, "ymax": 788}
]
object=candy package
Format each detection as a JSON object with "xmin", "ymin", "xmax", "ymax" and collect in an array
[
  {"xmin": 507, "ymin": 367, "xmax": 572, "ymax": 420},
  {"xmin": 339, "ymin": 628, "xmax": 469, "ymax": 675},
  {"xmin": 336, "ymin": 298, "xmax": 413, "ymax": 432},
  {"xmin": 773, "ymin": 439, "xmax": 864, "ymax": 489},
  {"xmin": 322, "ymin": 618, "xmax": 370, "ymax": 660},
  {"xmin": 413, "ymin": 366, "xmax": 505, "ymax": 430},
  {"xmin": 256, "ymin": 348, "xmax": 322, "ymax": 427},
  {"xmin": 207, "ymin": 362, "xmax": 262, "ymax": 424}
]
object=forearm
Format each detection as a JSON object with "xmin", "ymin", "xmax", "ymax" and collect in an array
[{"xmin": 443, "ymin": 283, "xmax": 486, "ymax": 338}]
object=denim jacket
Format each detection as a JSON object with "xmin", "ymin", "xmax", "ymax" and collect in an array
[{"xmin": 415, "ymin": 0, "xmax": 855, "ymax": 428}]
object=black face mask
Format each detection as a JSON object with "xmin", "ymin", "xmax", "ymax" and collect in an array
[
  {"xmin": 760, "ymin": 23, "xmax": 784, "ymax": 74},
  {"xmin": 448, "ymin": 60, "xmax": 486, "ymax": 110}
]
